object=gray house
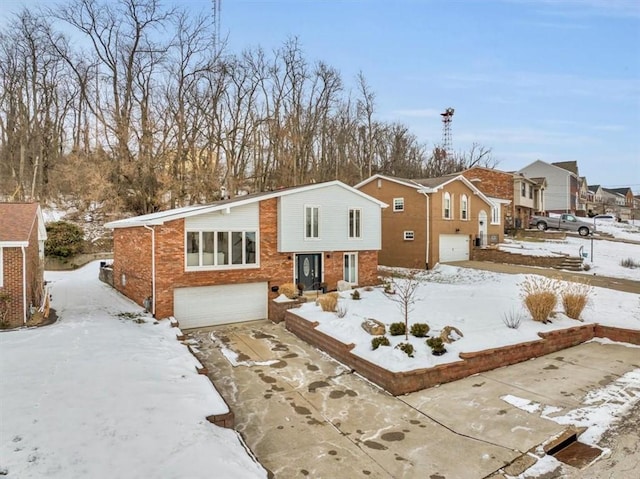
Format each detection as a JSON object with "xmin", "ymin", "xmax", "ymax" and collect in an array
[{"xmin": 518, "ymin": 160, "xmax": 580, "ymax": 214}]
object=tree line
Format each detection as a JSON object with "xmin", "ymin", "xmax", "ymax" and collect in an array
[{"xmin": 0, "ymin": 0, "xmax": 495, "ymax": 215}]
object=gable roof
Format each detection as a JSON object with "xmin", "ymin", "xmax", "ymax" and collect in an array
[
  {"xmin": 605, "ymin": 187, "xmax": 632, "ymax": 196},
  {"xmin": 519, "ymin": 159, "xmax": 578, "ymax": 178},
  {"xmin": 106, "ymin": 180, "xmax": 388, "ymax": 229},
  {"xmin": 0, "ymin": 203, "xmax": 45, "ymax": 246},
  {"xmin": 551, "ymin": 161, "xmax": 578, "ymax": 175},
  {"xmin": 355, "ymin": 174, "xmax": 498, "ymax": 207}
]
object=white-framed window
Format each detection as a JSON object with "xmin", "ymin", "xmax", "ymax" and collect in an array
[
  {"xmin": 529, "ymin": 186, "xmax": 533, "ymax": 199},
  {"xmin": 348, "ymin": 208, "xmax": 362, "ymax": 239},
  {"xmin": 393, "ymin": 198, "xmax": 404, "ymax": 212},
  {"xmin": 0, "ymin": 247, "xmax": 3, "ymax": 287},
  {"xmin": 443, "ymin": 192, "xmax": 452, "ymax": 219},
  {"xmin": 491, "ymin": 205, "xmax": 501, "ymax": 225},
  {"xmin": 521, "ymin": 183, "xmax": 526, "ymax": 197},
  {"xmin": 403, "ymin": 231, "xmax": 414, "ymax": 240},
  {"xmin": 344, "ymin": 252, "xmax": 358, "ymax": 283},
  {"xmin": 460, "ymin": 194, "xmax": 468, "ymax": 220},
  {"xmin": 305, "ymin": 205, "xmax": 320, "ymax": 239},
  {"xmin": 185, "ymin": 230, "xmax": 257, "ymax": 269}
]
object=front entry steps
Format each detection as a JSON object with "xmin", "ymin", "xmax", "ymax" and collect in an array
[{"xmin": 553, "ymin": 255, "xmax": 584, "ymax": 271}]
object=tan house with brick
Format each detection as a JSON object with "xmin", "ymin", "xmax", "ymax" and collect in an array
[
  {"xmin": 0, "ymin": 203, "xmax": 47, "ymax": 327},
  {"xmin": 356, "ymin": 174, "xmax": 505, "ymax": 269},
  {"xmin": 105, "ymin": 181, "xmax": 386, "ymax": 329}
]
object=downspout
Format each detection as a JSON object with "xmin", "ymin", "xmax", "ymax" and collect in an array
[
  {"xmin": 420, "ymin": 191, "xmax": 430, "ymax": 269},
  {"xmin": 143, "ymin": 225, "xmax": 156, "ymax": 317},
  {"xmin": 21, "ymin": 246, "xmax": 27, "ymax": 324}
]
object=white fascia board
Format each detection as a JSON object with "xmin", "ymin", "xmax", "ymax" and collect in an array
[{"xmin": 0, "ymin": 241, "xmax": 29, "ymax": 247}]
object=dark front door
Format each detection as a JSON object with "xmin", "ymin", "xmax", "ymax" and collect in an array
[{"xmin": 296, "ymin": 254, "xmax": 322, "ymax": 291}]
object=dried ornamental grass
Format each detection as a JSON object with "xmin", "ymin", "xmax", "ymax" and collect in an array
[
  {"xmin": 520, "ymin": 276, "xmax": 558, "ymax": 323},
  {"xmin": 279, "ymin": 283, "xmax": 298, "ymax": 299},
  {"xmin": 317, "ymin": 294, "xmax": 338, "ymax": 312},
  {"xmin": 559, "ymin": 282, "xmax": 592, "ymax": 320}
]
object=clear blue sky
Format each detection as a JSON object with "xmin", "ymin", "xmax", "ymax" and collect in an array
[{"xmin": 3, "ymin": 0, "xmax": 639, "ymax": 191}]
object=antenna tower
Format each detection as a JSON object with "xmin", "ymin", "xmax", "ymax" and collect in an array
[
  {"xmin": 212, "ymin": 0, "xmax": 221, "ymax": 53},
  {"xmin": 440, "ymin": 107, "xmax": 455, "ymax": 157}
]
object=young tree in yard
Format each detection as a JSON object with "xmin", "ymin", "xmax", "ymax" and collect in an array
[{"xmin": 387, "ymin": 270, "xmax": 422, "ymax": 340}]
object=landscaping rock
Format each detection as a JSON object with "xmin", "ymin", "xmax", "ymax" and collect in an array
[
  {"xmin": 361, "ymin": 318, "xmax": 386, "ymax": 336},
  {"xmin": 440, "ymin": 325, "xmax": 464, "ymax": 343}
]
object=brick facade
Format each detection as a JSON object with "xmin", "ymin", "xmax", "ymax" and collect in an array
[
  {"xmin": 460, "ymin": 167, "xmax": 515, "ymax": 228},
  {"xmin": 112, "ymin": 198, "xmax": 380, "ymax": 319},
  {"xmin": 1, "ymin": 220, "xmax": 43, "ymax": 327}
]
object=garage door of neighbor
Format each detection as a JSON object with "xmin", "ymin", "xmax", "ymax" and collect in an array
[
  {"xmin": 439, "ymin": 234, "xmax": 470, "ymax": 263},
  {"xmin": 174, "ymin": 282, "xmax": 268, "ymax": 329}
]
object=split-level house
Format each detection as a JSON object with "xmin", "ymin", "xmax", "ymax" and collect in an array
[
  {"xmin": 105, "ymin": 181, "xmax": 386, "ymax": 329},
  {"xmin": 355, "ymin": 174, "xmax": 505, "ymax": 269},
  {"xmin": 518, "ymin": 160, "xmax": 581, "ymax": 214},
  {"xmin": 0, "ymin": 203, "xmax": 47, "ymax": 327}
]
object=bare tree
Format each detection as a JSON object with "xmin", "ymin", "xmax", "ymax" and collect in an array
[{"xmin": 387, "ymin": 270, "xmax": 422, "ymax": 340}]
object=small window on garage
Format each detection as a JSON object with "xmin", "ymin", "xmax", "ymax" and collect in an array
[
  {"xmin": 393, "ymin": 198, "xmax": 404, "ymax": 212},
  {"xmin": 403, "ymin": 231, "xmax": 414, "ymax": 240}
]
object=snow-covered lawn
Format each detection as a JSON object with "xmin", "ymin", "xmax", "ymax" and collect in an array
[
  {"xmin": 0, "ymin": 262, "xmax": 267, "ymax": 479},
  {"xmin": 294, "ymin": 265, "xmax": 640, "ymax": 373},
  {"xmin": 499, "ymin": 234, "xmax": 640, "ymax": 281}
]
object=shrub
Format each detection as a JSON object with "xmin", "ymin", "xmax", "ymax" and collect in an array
[
  {"xmin": 426, "ymin": 337, "xmax": 446, "ymax": 353},
  {"xmin": 335, "ymin": 304, "xmax": 348, "ymax": 318},
  {"xmin": 279, "ymin": 283, "xmax": 297, "ymax": 299},
  {"xmin": 45, "ymin": 221, "xmax": 84, "ymax": 258},
  {"xmin": 410, "ymin": 323, "xmax": 430, "ymax": 337},
  {"xmin": 0, "ymin": 291, "xmax": 11, "ymax": 328},
  {"xmin": 371, "ymin": 336, "xmax": 390, "ymax": 350},
  {"xmin": 559, "ymin": 282, "xmax": 592, "ymax": 320},
  {"xmin": 317, "ymin": 294, "xmax": 338, "ymax": 312},
  {"xmin": 351, "ymin": 289, "xmax": 361, "ymax": 300},
  {"xmin": 395, "ymin": 342, "xmax": 414, "ymax": 357},
  {"xmin": 620, "ymin": 257, "xmax": 639, "ymax": 269},
  {"xmin": 520, "ymin": 276, "xmax": 557, "ymax": 323},
  {"xmin": 502, "ymin": 309, "xmax": 524, "ymax": 329},
  {"xmin": 389, "ymin": 322, "xmax": 406, "ymax": 336}
]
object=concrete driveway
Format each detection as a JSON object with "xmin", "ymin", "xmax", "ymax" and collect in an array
[{"xmin": 187, "ymin": 321, "xmax": 639, "ymax": 479}]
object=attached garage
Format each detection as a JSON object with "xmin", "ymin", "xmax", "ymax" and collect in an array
[
  {"xmin": 438, "ymin": 234, "xmax": 470, "ymax": 263},
  {"xmin": 174, "ymin": 282, "xmax": 268, "ymax": 329}
]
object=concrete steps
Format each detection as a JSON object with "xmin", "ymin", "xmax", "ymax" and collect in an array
[{"xmin": 553, "ymin": 256, "xmax": 584, "ymax": 271}]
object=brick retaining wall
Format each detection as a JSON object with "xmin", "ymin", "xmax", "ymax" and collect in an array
[
  {"xmin": 285, "ymin": 311, "xmax": 640, "ymax": 396},
  {"xmin": 472, "ymin": 248, "xmax": 568, "ymax": 268}
]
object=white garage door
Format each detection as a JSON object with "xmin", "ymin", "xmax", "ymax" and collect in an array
[
  {"xmin": 174, "ymin": 282, "xmax": 268, "ymax": 329},
  {"xmin": 439, "ymin": 234, "xmax": 470, "ymax": 263}
]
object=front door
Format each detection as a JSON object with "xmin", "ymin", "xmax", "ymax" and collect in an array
[
  {"xmin": 296, "ymin": 253, "xmax": 322, "ymax": 291},
  {"xmin": 478, "ymin": 210, "xmax": 488, "ymax": 246}
]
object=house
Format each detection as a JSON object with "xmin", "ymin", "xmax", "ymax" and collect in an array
[
  {"xmin": 519, "ymin": 160, "xmax": 580, "ymax": 214},
  {"xmin": 355, "ymin": 174, "xmax": 505, "ymax": 269},
  {"xmin": 602, "ymin": 187, "xmax": 633, "ymax": 221},
  {"xmin": 105, "ymin": 181, "xmax": 386, "ymax": 329},
  {"xmin": 458, "ymin": 166, "xmax": 545, "ymax": 230},
  {"xmin": 0, "ymin": 203, "xmax": 47, "ymax": 327}
]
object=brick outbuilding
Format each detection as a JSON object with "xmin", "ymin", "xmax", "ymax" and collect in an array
[{"xmin": 0, "ymin": 203, "xmax": 47, "ymax": 327}]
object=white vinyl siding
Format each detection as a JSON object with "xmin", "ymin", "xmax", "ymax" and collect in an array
[
  {"xmin": 278, "ymin": 184, "xmax": 382, "ymax": 252},
  {"xmin": 185, "ymin": 202, "xmax": 258, "ymax": 230}
]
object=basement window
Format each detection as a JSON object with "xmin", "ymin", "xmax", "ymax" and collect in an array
[{"xmin": 403, "ymin": 231, "xmax": 414, "ymax": 240}]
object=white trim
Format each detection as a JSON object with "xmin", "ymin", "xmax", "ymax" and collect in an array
[
  {"xmin": 185, "ymin": 229, "xmax": 259, "ymax": 270},
  {"xmin": 0, "ymin": 241, "xmax": 29, "ymax": 247},
  {"xmin": 143, "ymin": 225, "xmax": 156, "ymax": 316},
  {"xmin": 403, "ymin": 231, "xmax": 415, "ymax": 240},
  {"xmin": 106, "ymin": 180, "xmax": 388, "ymax": 229},
  {"xmin": 343, "ymin": 252, "xmax": 358, "ymax": 284},
  {"xmin": 443, "ymin": 192, "xmax": 452, "ymax": 220},
  {"xmin": 393, "ymin": 197, "xmax": 405, "ymax": 212},
  {"xmin": 304, "ymin": 205, "xmax": 320, "ymax": 239},
  {"xmin": 348, "ymin": 207, "xmax": 362, "ymax": 239},
  {"xmin": 460, "ymin": 194, "xmax": 469, "ymax": 221}
]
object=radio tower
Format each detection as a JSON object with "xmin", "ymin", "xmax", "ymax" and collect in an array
[
  {"xmin": 440, "ymin": 107, "xmax": 455, "ymax": 158},
  {"xmin": 212, "ymin": 0, "xmax": 221, "ymax": 54}
]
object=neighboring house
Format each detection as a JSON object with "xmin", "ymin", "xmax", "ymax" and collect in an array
[
  {"xmin": 587, "ymin": 184, "xmax": 604, "ymax": 216},
  {"xmin": 355, "ymin": 174, "xmax": 504, "ymax": 270},
  {"xmin": 518, "ymin": 160, "xmax": 580, "ymax": 214},
  {"xmin": 105, "ymin": 181, "xmax": 386, "ymax": 329},
  {"xmin": 602, "ymin": 187, "xmax": 633, "ymax": 220},
  {"xmin": 459, "ymin": 166, "xmax": 545, "ymax": 230},
  {"xmin": 0, "ymin": 203, "xmax": 47, "ymax": 327}
]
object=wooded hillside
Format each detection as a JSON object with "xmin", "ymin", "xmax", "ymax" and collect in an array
[{"xmin": 0, "ymin": 0, "xmax": 495, "ymax": 216}]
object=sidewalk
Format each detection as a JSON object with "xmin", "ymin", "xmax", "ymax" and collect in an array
[{"xmin": 451, "ymin": 260, "xmax": 640, "ymax": 294}]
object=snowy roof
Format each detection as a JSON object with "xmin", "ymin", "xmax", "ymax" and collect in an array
[{"xmin": 105, "ymin": 180, "xmax": 388, "ymax": 229}]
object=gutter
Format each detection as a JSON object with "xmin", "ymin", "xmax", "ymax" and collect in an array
[
  {"xmin": 143, "ymin": 225, "xmax": 156, "ymax": 317},
  {"xmin": 21, "ymin": 246, "xmax": 27, "ymax": 325},
  {"xmin": 418, "ymin": 188, "xmax": 435, "ymax": 269}
]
